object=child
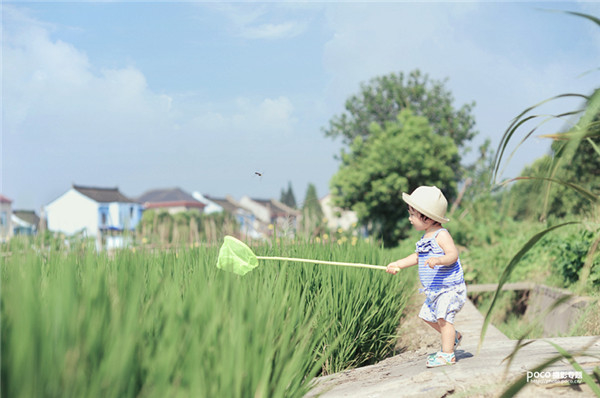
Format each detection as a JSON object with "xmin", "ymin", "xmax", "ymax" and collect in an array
[{"xmin": 386, "ymin": 185, "xmax": 466, "ymax": 368}]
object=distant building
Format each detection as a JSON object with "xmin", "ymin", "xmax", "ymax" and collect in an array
[
  {"xmin": 12, "ymin": 210, "xmax": 40, "ymax": 236},
  {"xmin": 192, "ymin": 192, "xmax": 224, "ymax": 214},
  {"xmin": 218, "ymin": 195, "xmax": 262, "ymax": 239},
  {"xmin": 0, "ymin": 194, "xmax": 13, "ymax": 242},
  {"xmin": 238, "ymin": 196, "xmax": 300, "ymax": 238},
  {"xmin": 45, "ymin": 184, "xmax": 143, "ymax": 249},
  {"xmin": 137, "ymin": 187, "xmax": 205, "ymax": 214},
  {"xmin": 204, "ymin": 195, "xmax": 239, "ymax": 215},
  {"xmin": 320, "ymin": 193, "xmax": 359, "ymax": 231}
]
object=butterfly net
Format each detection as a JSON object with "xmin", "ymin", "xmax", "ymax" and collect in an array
[{"xmin": 216, "ymin": 235, "xmax": 259, "ymax": 276}]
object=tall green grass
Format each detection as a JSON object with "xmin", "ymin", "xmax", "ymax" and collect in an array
[{"xmin": 1, "ymin": 239, "xmax": 412, "ymax": 398}]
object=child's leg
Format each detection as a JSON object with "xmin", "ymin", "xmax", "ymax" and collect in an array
[
  {"xmin": 423, "ymin": 319, "xmax": 442, "ymax": 334},
  {"xmin": 437, "ymin": 318, "xmax": 455, "ymax": 354}
]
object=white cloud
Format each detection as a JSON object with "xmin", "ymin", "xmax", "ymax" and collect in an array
[
  {"xmin": 241, "ymin": 21, "xmax": 306, "ymax": 39},
  {"xmin": 210, "ymin": 3, "xmax": 307, "ymax": 39},
  {"xmin": 2, "ymin": 6, "xmax": 174, "ymax": 145}
]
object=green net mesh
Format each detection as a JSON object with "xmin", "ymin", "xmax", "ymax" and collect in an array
[{"xmin": 216, "ymin": 235, "xmax": 259, "ymax": 276}]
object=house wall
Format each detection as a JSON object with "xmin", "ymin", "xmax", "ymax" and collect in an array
[
  {"xmin": 192, "ymin": 192, "xmax": 224, "ymax": 214},
  {"xmin": 116, "ymin": 202, "xmax": 142, "ymax": 229},
  {"xmin": 320, "ymin": 194, "xmax": 358, "ymax": 231},
  {"xmin": 46, "ymin": 189, "xmax": 98, "ymax": 236},
  {"xmin": 12, "ymin": 214, "xmax": 36, "ymax": 236},
  {"xmin": 0, "ymin": 201, "xmax": 12, "ymax": 242},
  {"xmin": 109, "ymin": 203, "xmax": 121, "ymax": 228},
  {"xmin": 239, "ymin": 196, "xmax": 270, "ymax": 223},
  {"xmin": 98, "ymin": 202, "xmax": 142, "ymax": 231}
]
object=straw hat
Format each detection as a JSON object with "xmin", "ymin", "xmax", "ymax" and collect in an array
[{"xmin": 402, "ymin": 186, "xmax": 450, "ymax": 223}]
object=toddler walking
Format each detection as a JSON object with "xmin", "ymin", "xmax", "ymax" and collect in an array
[{"xmin": 386, "ymin": 186, "xmax": 467, "ymax": 367}]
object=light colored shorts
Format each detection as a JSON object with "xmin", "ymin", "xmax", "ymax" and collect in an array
[{"xmin": 418, "ymin": 282, "xmax": 467, "ymax": 324}]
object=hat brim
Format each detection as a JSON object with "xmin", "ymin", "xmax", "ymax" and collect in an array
[{"xmin": 402, "ymin": 192, "xmax": 450, "ymax": 224}]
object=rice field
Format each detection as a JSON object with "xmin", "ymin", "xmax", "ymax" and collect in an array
[{"xmin": 1, "ymin": 238, "xmax": 414, "ymax": 398}]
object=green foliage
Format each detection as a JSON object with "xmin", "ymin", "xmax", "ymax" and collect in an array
[
  {"xmin": 548, "ymin": 229, "xmax": 600, "ymax": 288},
  {"xmin": 323, "ymin": 69, "xmax": 477, "ymax": 156},
  {"xmin": 484, "ymin": 10, "xmax": 600, "ymax": 396},
  {"xmin": 1, "ymin": 240, "xmax": 412, "ymax": 397},
  {"xmin": 300, "ymin": 183, "xmax": 325, "ymax": 236},
  {"xmin": 508, "ymin": 136, "xmax": 600, "ymax": 221},
  {"xmin": 280, "ymin": 181, "xmax": 297, "ymax": 209},
  {"xmin": 330, "ymin": 109, "xmax": 459, "ymax": 247},
  {"xmin": 137, "ymin": 209, "xmax": 237, "ymax": 245}
]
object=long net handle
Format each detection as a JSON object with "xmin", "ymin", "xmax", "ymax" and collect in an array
[{"xmin": 256, "ymin": 256, "xmax": 387, "ymax": 271}]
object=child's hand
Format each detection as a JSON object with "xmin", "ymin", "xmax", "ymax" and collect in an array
[
  {"xmin": 425, "ymin": 258, "xmax": 441, "ymax": 269},
  {"xmin": 386, "ymin": 262, "xmax": 400, "ymax": 274}
]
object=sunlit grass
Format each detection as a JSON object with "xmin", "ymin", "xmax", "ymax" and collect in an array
[{"xmin": 1, "ymin": 238, "xmax": 413, "ymax": 398}]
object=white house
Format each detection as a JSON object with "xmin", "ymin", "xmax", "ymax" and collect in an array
[
  {"xmin": 0, "ymin": 194, "xmax": 13, "ymax": 242},
  {"xmin": 12, "ymin": 210, "xmax": 40, "ymax": 236},
  {"xmin": 238, "ymin": 196, "xmax": 300, "ymax": 238},
  {"xmin": 45, "ymin": 185, "xmax": 142, "ymax": 248},
  {"xmin": 192, "ymin": 192, "xmax": 224, "ymax": 214},
  {"xmin": 320, "ymin": 193, "xmax": 359, "ymax": 231}
]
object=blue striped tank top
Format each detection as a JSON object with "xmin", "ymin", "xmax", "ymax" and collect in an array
[{"xmin": 416, "ymin": 228, "xmax": 464, "ymax": 291}]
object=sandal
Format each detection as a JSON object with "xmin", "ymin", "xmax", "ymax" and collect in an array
[{"xmin": 426, "ymin": 351, "xmax": 456, "ymax": 368}]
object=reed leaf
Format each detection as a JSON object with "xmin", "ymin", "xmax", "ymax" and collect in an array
[
  {"xmin": 563, "ymin": 10, "xmax": 600, "ymax": 27},
  {"xmin": 500, "ymin": 293, "xmax": 574, "ymax": 376},
  {"xmin": 547, "ymin": 339, "xmax": 600, "ymax": 396},
  {"xmin": 587, "ymin": 137, "xmax": 600, "ymax": 157},
  {"xmin": 500, "ymin": 338, "xmax": 600, "ymax": 398},
  {"xmin": 478, "ymin": 221, "xmax": 580, "ymax": 353},
  {"xmin": 499, "ymin": 354, "xmax": 563, "ymax": 398},
  {"xmin": 503, "ymin": 176, "xmax": 599, "ymax": 203},
  {"xmin": 491, "ymin": 93, "xmax": 588, "ymax": 183}
]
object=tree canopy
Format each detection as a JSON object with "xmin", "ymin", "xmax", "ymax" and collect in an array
[
  {"xmin": 323, "ymin": 69, "xmax": 477, "ymax": 157},
  {"xmin": 330, "ymin": 109, "xmax": 459, "ymax": 247}
]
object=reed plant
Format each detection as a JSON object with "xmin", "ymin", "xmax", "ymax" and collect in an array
[
  {"xmin": 484, "ymin": 10, "xmax": 600, "ymax": 397},
  {"xmin": 1, "ymin": 238, "xmax": 412, "ymax": 397}
]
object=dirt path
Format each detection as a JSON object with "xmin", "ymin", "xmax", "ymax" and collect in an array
[{"xmin": 306, "ymin": 288, "xmax": 600, "ymax": 397}]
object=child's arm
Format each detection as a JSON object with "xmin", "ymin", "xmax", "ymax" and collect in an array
[
  {"xmin": 425, "ymin": 230, "xmax": 459, "ymax": 269},
  {"xmin": 386, "ymin": 253, "xmax": 418, "ymax": 275}
]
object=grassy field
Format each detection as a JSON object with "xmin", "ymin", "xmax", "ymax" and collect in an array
[{"xmin": 1, "ymin": 238, "xmax": 413, "ymax": 398}]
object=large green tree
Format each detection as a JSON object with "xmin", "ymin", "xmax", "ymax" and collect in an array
[
  {"xmin": 330, "ymin": 110, "xmax": 459, "ymax": 247},
  {"xmin": 323, "ymin": 69, "xmax": 477, "ymax": 162}
]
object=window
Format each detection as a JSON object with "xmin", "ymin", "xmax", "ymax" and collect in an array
[{"xmin": 0, "ymin": 211, "xmax": 6, "ymax": 226}]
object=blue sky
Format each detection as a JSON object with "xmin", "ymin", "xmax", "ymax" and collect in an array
[{"xmin": 2, "ymin": 1, "xmax": 599, "ymax": 211}]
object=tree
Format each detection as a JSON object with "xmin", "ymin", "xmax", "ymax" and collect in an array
[
  {"xmin": 330, "ymin": 109, "xmax": 459, "ymax": 247},
  {"xmin": 279, "ymin": 181, "xmax": 297, "ymax": 208},
  {"xmin": 323, "ymin": 70, "xmax": 477, "ymax": 159},
  {"xmin": 301, "ymin": 183, "xmax": 324, "ymax": 236},
  {"xmin": 508, "ymin": 129, "xmax": 600, "ymax": 221}
]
